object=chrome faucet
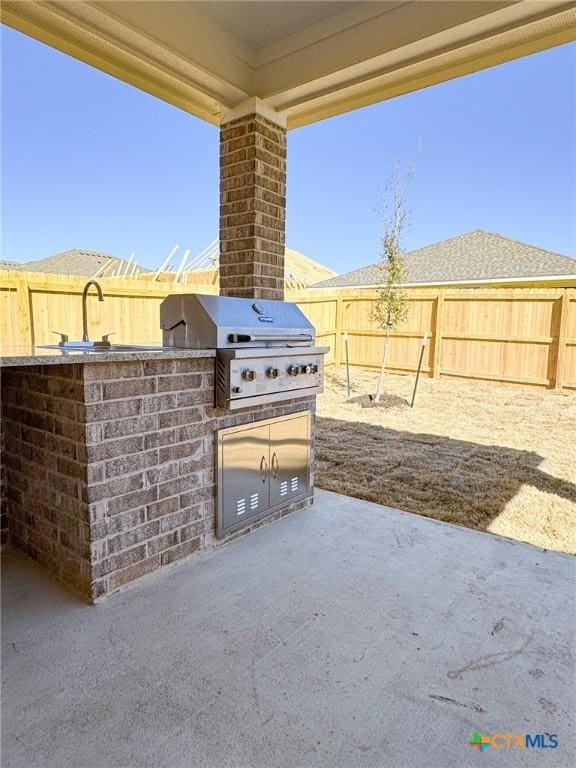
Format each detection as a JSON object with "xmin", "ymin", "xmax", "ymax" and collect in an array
[
  {"xmin": 50, "ymin": 279, "xmax": 113, "ymax": 348},
  {"xmin": 82, "ymin": 280, "xmax": 104, "ymax": 342}
]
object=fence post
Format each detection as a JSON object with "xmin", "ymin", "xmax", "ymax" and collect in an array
[
  {"xmin": 15, "ymin": 277, "xmax": 32, "ymax": 346},
  {"xmin": 432, "ymin": 292, "xmax": 444, "ymax": 378},
  {"xmin": 554, "ymin": 289, "xmax": 569, "ymax": 390},
  {"xmin": 334, "ymin": 295, "xmax": 344, "ymax": 365}
]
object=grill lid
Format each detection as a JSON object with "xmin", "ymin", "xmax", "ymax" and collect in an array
[{"xmin": 160, "ymin": 294, "xmax": 315, "ymax": 349}]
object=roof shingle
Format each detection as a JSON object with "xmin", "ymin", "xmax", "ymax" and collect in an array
[
  {"xmin": 312, "ymin": 230, "xmax": 576, "ymax": 289},
  {"xmin": 0, "ymin": 249, "xmax": 151, "ymax": 276}
]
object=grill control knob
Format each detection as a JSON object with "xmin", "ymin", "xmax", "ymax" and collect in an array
[
  {"xmin": 266, "ymin": 367, "xmax": 279, "ymax": 379},
  {"xmin": 287, "ymin": 365, "xmax": 299, "ymax": 377},
  {"xmin": 301, "ymin": 364, "xmax": 313, "ymax": 375},
  {"xmin": 311, "ymin": 364, "xmax": 319, "ymax": 374},
  {"xmin": 242, "ymin": 369, "xmax": 256, "ymax": 381}
]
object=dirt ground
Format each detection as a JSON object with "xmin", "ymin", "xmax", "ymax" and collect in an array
[{"xmin": 316, "ymin": 368, "xmax": 576, "ymax": 555}]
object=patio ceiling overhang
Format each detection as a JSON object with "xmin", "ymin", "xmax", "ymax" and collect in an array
[{"xmin": 3, "ymin": 0, "xmax": 575, "ymax": 129}]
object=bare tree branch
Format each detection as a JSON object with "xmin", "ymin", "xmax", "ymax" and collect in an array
[
  {"xmin": 371, "ymin": 161, "xmax": 412, "ymax": 332},
  {"xmin": 371, "ymin": 155, "xmax": 418, "ymax": 401}
]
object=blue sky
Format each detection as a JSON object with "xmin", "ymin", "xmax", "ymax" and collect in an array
[{"xmin": 1, "ymin": 26, "xmax": 574, "ymax": 273}]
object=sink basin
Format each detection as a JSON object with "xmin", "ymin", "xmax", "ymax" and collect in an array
[{"xmin": 37, "ymin": 344, "xmax": 171, "ymax": 353}]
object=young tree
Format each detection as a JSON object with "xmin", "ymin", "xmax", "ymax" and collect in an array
[{"xmin": 371, "ymin": 163, "xmax": 411, "ymax": 402}]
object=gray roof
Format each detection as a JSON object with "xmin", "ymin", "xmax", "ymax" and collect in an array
[
  {"xmin": 312, "ymin": 230, "xmax": 576, "ymax": 289},
  {"xmin": 0, "ymin": 249, "xmax": 151, "ymax": 276}
]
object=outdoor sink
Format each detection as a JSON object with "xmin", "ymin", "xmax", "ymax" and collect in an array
[
  {"xmin": 37, "ymin": 280, "xmax": 175, "ymax": 354},
  {"xmin": 37, "ymin": 343, "xmax": 172, "ymax": 353}
]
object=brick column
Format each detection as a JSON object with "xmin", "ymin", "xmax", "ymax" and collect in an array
[{"xmin": 219, "ymin": 109, "xmax": 287, "ymax": 300}]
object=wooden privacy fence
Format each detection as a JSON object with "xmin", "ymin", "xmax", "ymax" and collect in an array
[
  {"xmin": 292, "ymin": 287, "xmax": 576, "ymax": 391},
  {"xmin": 0, "ymin": 271, "xmax": 219, "ymax": 348},
  {"xmin": 1, "ymin": 271, "xmax": 575, "ymax": 390}
]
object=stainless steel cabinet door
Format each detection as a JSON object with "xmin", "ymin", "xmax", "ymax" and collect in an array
[
  {"xmin": 220, "ymin": 423, "xmax": 270, "ymax": 532},
  {"xmin": 269, "ymin": 413, "xmax": 310, "ymax": 507}
]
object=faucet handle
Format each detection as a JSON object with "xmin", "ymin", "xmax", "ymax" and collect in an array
[
  {"xmin": 51, "ymin": 331, "xmax": 69, "ymax": 346},
  {"xmin": 101, "ymin": 332, "xmax": 115, "ymax": 341},
  {"xmin": 92, "ymin": 332, "xmax": 114, "ymax": 349}
]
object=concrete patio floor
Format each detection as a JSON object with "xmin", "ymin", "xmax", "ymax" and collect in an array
[{"xmin": 2, "ymin": 489, "xmax": 574, "ymax": 768}]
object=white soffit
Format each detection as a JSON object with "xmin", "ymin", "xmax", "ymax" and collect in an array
[{"xmin": 2, "ymin": 0, "xmax": 575, "ymax": 128}]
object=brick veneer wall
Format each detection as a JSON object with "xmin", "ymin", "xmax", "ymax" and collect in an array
[
  {"xmin": 2, "ymin": 364, "xmax": 93, "ymax": 593},
  {"xmin": 1, "ymin": 387, "xmax": 9, "ymax": 547},
  {"xmin": 219, "ymin": 113, "xmax": 287, "ymax": 301},
  {"xmin": 1, "ymin": 357, "xmax": 314, "ymax": 602}
]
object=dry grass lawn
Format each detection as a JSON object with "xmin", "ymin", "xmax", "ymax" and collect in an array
[{"xmin": 316, "ymin": 368, "xmax": 576, "ymax": 554}]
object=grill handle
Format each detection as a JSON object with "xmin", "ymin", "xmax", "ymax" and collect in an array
[{"xmin": 228, "ymin": 333, "xmax": 313, "ymax": 344}]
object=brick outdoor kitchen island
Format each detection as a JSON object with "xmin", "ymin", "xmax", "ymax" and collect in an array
[
  {"xmin": 0, "ymin": 347, "xmax": 315, "ymax": 602},
  {"xmin": 0, "ymin": 106, "xmax": 321, "ymax": 603}
]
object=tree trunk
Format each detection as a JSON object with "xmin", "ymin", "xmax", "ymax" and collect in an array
[{"xmin": 374, "ymin": 328, "xmax": 390, "ymax": 403}]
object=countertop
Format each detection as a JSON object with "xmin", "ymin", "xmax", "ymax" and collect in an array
[{"xmin": 0, "ymin": 345, "xmax": 216, "ymax": 367}]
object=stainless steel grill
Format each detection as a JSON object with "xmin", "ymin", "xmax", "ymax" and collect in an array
[{"xmin": 160, "ymin": 294, "xmax": 329, "ymax": 410}]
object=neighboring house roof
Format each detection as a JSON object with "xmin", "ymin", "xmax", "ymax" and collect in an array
[
  {"xmin": 187, "ymin": 243, "xmax": 337, "ymax": 289},
  {"xmin": 284, "ymin": 248, "xmax": 337, "ymax": 288},
  {"xmin": 1, "ymin": 244, "xmax": 336, "ymax": 289},
  {"xmin": 312, "ymin": 230, "xmax": 576, "ymax": 289},
  {"xmin": 2, "ymin": 249, "xmax": 151, "ymax": 276},
  {"xmin": 0, "ymin": 260, "xmax": 20, "ymax": 270}
]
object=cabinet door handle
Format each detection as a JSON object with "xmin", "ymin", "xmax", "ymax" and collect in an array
[
  {"xmin": 260, "ymin": 455, "xmax": 268, "ymax": 482},
  {"xmin": 271, "ymin": 451, "xmax": 279, "ymax": 479}
]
